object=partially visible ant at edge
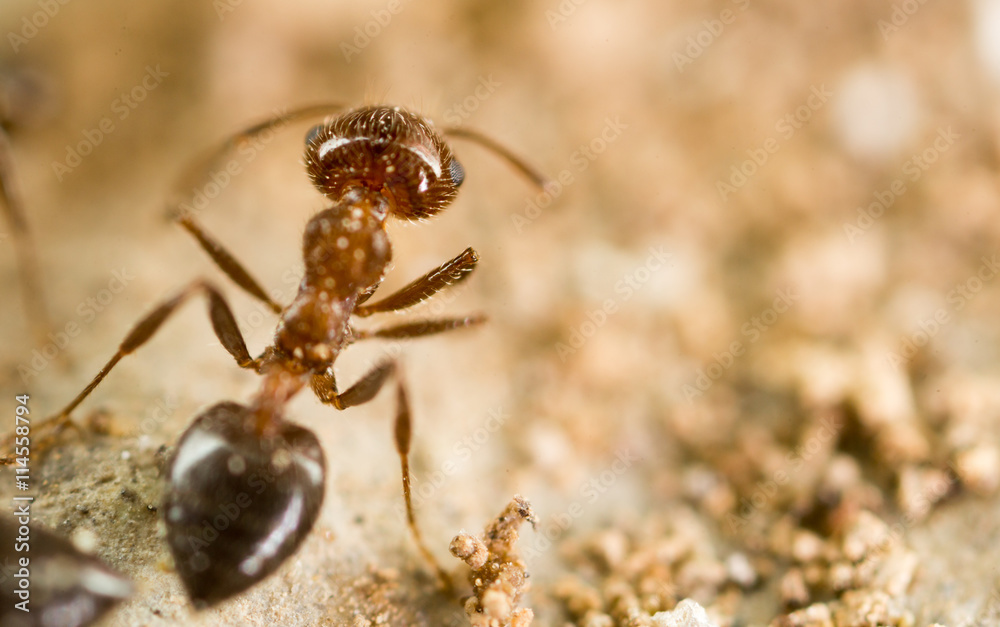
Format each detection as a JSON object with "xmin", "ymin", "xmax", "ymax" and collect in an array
[
  {"xmin": 0, "ymin": 511, "xmax": 133, "ymax": 627},
  {"xmin": 0, "ymin": 67, "xmax": 57, "ymax": 349},
  {"xmin": 1, "ymin": 67, "xmax": 134, "ymax": 627},
  {"xmin": 0, "ymin": 99, "xmax": 550, "ymax": 609}
]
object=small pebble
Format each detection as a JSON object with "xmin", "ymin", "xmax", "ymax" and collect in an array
[{"xmin": 651, "ymin": 599, "xmax": 717, "ymax": 627}]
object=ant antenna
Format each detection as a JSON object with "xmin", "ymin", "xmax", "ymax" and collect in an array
[
  {"xmin": 169, "ymin": 102, "xmax": 348, "ymax": 220},
  {"xmin": 444, "ymin": 126, "xmax": 552, "ymax": 189}
]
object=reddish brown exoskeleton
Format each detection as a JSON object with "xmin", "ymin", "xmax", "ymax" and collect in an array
[{"xmin": 2, "ymin": 103, "xmax": 547, "ymax": 608}]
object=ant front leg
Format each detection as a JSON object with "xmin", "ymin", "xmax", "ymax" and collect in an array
[
  {"xmin": 311, "ymin": 362, "xmax": 453, "ymax": 591},
  {"xmin": 352, "ymin": 246, "xmax": 486, "ymax": 341},
  {"xmin": 354, "ymin": 247, "xmax": 480, "ymax": 317},
  {"xmin": 0, "ymin": 279, "xmax": 255, "ymax": 464}
]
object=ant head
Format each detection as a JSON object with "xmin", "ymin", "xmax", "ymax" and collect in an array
[{"xmin": 304, "ymin": 106, "xmax": 464, "ymax": 220}]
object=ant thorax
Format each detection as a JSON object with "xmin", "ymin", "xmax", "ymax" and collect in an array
[
  {"xmin": 302, "ymin": 189, "xmax": 392, "ymax": 296},
  {"xmin": 274, "ymin": 192, "xmax": 391, "ymax": 366}
]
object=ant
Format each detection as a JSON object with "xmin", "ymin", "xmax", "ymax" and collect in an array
[
  {"xmin": 1, "ymin": 67, "xmax": 55, "ymax": 348},
  {"xmin": 2, "ymin": 102, "xmax": 547, "ymax": 608},
  {"xmin": 0, "ymin": 512, "xmax": 133, "ymax": 627}
]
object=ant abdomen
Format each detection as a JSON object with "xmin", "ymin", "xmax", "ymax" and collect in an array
[
  {"xmin": 162, "ymin": 402, "xmax": 326, "ymax": 608},
  {"xmin": 305, "ymin": 105, "xmax": 464, "ymax": 220}
]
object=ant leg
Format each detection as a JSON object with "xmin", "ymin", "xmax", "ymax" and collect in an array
[
  {"xmin": 175, "ymin": 213, "xmax": 283, "ymax": 314},
  {"xmin": 311, "ymin": 360, "xmax": 395, "ymax": 410},
  {"xmin": 354, "ymin": 247, "xmax": 479, "ymax": 317},
  {"xmin": 311, "ymin": 362, "xmax": 453, "ymax": 590},
  {"xmin": 443, "ymin": 126, "xmax": 551, "ymax": 189},
  {"xmin": 0, "ymin": 127, "xmax": 51, "ymax": 346},
  {"xmin": 393, "ymin": 378, "xmax": 454, "ymax": 592},
  {"xmin": 353, "ymin": 314, "xmax": 486, "ymax": 341},
  {"xmin": 356, "ymin": 280, "xmax": 382, "ymax": 306},
  {"xmin": 166, "ymin": 104, "xmax": 349, "ymax": 310},
  {"xmin": 0, "ymin": 279, "xmax": 255, "ymax": 464}
]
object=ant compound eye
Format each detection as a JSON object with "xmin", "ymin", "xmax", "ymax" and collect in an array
[
  {"xmin": 450, "ymin": 158, "xmax": 465, "ymax": 188},
  {"xmin": 305, "ymin": 124, "xmax": 324, "ymax": 146}
]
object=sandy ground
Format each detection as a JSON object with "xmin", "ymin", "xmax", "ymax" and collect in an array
[{"xmin": 2, "ymin": 1, "xmax": 1000, "ymax": 625}]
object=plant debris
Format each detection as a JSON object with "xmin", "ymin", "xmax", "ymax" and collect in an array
[{"xmin": 451, "ymin": 495, "xmax": 539, "ymax": 627}]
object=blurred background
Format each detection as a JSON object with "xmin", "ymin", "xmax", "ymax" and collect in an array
[{"xmin": 2, "ymin": 1, "xmax": 1000, "ymax": 625}]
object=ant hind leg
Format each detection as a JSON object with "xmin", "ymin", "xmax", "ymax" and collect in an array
[
  {"xmin": 0, "ymin": 279, "xmax": 256, "ymax": 464},
  {"xmin": 393, "ymin": 376, "xmax": 454, "ymax": 592},
  {"xmin": 311, "ymin": 361, "xmax": 454, "ymax": 591}
]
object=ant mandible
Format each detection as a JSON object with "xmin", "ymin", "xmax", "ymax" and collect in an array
[{"xmin": 2, "ymin": 103, "xmax": 547, "ymax": 607}]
